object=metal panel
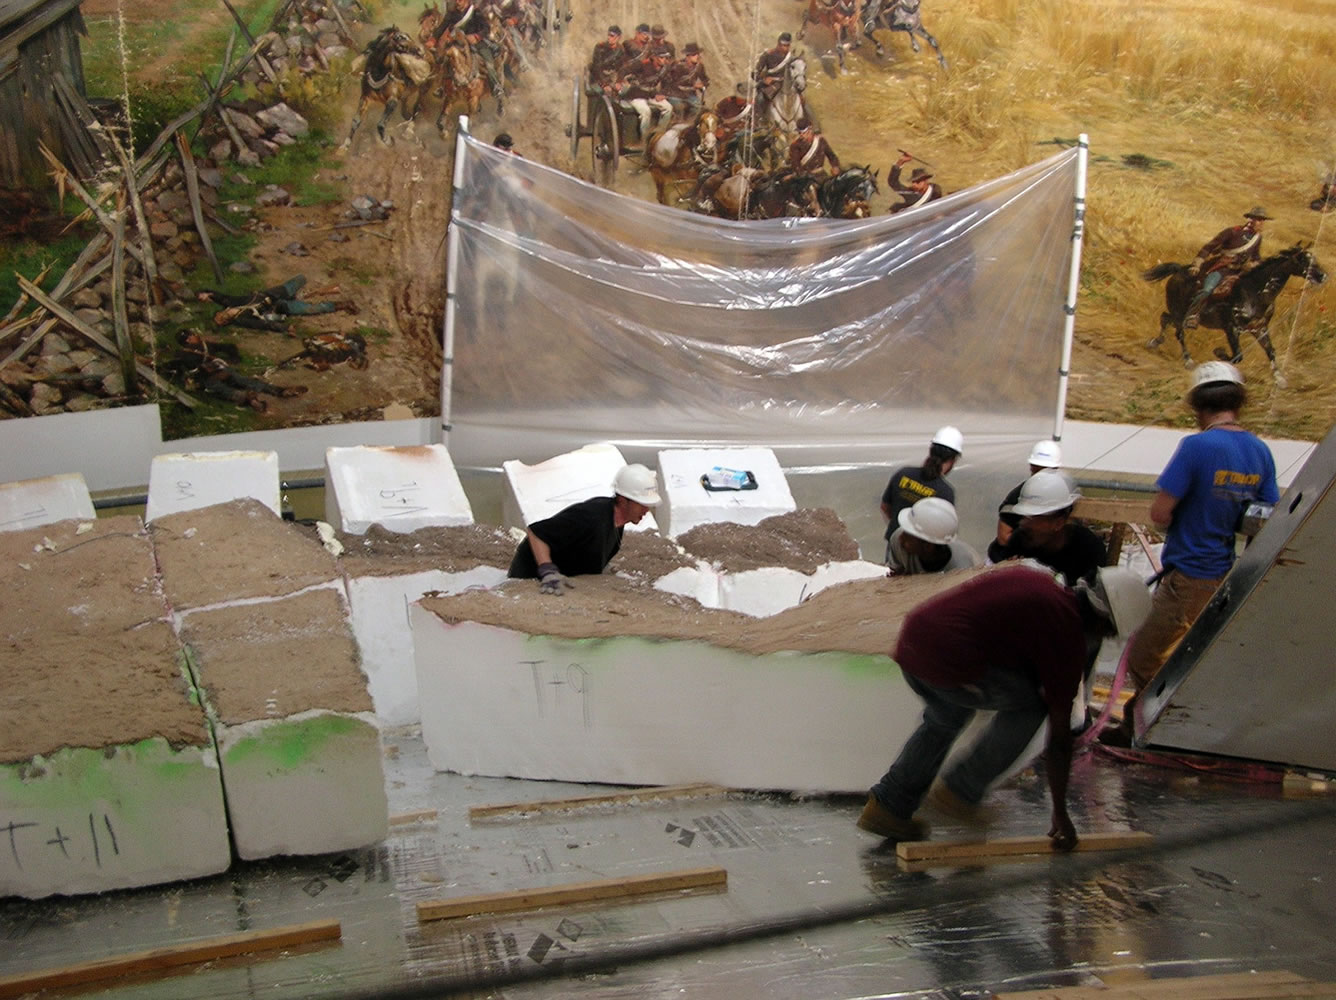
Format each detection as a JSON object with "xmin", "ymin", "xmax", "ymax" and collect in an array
[{"xmin": 1139, "ymin": 422, "xmax": 1336, "ymax": 772}]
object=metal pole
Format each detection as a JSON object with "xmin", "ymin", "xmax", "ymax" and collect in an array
[
  {"xmin": 1053, "ymin": 133, "xmax": 1088, "ymax": 443},
  {"xmin": 441, "ymin": 116, "xmax": 471, "ymax": 447}
]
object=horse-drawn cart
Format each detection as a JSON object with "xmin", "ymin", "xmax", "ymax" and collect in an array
[{"xmin": 568, "ymin": 69, "xmax": 648, "ymax": 186}]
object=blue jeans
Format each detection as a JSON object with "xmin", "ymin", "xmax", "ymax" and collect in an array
[{"xmin": 871, "ymin": 668, "xmax": 1047, "ymax": 818}]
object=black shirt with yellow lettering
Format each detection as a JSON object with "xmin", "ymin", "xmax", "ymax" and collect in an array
[{"xmin": 882, "ymin": 465, "xmax": 955, "ymax": 539}]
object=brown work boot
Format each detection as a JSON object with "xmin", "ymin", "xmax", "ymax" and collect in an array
[
  {"xmin": 856, "ymin": 795, "xmax": 926, "ymax": 841},
  {"xmin": 926, "ymin": 780, "xmax": 993, "ymax": 829}
]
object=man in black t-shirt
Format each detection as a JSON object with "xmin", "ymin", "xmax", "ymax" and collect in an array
[
  {"xmin": 508, "ymin": 463, "xmax": 661, "ymax": 594},
  {"xmin": 991, "ymin": 439, "xmax": 1062, "ymax": 556},
  {"xmin": 989, "ymin": 470, "xmax": 1105, "ymax": 588}
]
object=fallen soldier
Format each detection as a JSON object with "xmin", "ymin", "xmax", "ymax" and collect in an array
[
  {"xmin": 165, "ymin": 329, "xmax": 308, "ymax": 413},
  {"xmin": 197, "ymin": 275, "xmax": 358, "ymax": 332},
  {"xmin": 273, "ymin": 331, "xmax": 370, "ymax": 371}
]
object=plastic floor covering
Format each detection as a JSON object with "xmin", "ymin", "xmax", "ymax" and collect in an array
[{"xmin": 2, "ymin": 729, "xmax": 1334, "ymax": 1000}]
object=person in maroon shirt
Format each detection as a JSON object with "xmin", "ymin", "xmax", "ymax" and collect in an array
[{"xmin": 857, "ymin": 564, "xmax": 1150, "ymax": 850}]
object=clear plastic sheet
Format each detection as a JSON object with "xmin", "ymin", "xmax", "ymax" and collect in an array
[
  {"xmin": 3, "ymin": 733, "xmax": 1333, "ymax": 1000},
  {"xmin": 447, "ymin": 134, "xmax": 1080, "ymax": 468}
]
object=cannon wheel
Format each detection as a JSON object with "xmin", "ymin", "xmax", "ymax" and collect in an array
[
  {"xmin": 591, "ymin": 95, "xmax": 620, "ymax": 187},
  {"xmin": 569, "ymin": 73, "xmax": 583, "ymax": 162}
]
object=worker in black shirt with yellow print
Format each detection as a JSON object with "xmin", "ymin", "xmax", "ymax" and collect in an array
[{"xmin": 880, "ymin": 426, "xmax": 962, "ymax": 565}]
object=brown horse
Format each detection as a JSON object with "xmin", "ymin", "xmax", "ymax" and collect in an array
[
  {"xmin": 704, "ymin": 166, "xmax": 764, "ymax": 219},
  {"xmin": 646, "ymin": 110, "xmax": 721, "ymax": 205},
  {"xmin": 344, "ymin": 27, "xmax": 435, "ymax": 147},
  {"xmin": 798, "ymin": 0, "xmax": 860, "ymax": 69},
  {"xmin": 434, "ymin": 39, "xmax": 487, "ymax": 131},
  {"xmin": 748, "ymin": 171, "xmax": 822, "ymax": 219},
  {"xmin": 417, "ymin": 4, "xmax": 442, "ymax": 50},
  {"xmin": 1143, "ymin": 243, "xmax": 1327, "ymax": 387}
]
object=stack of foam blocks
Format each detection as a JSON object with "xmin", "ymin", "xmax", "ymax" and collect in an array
[{"xmin": 0, "ymin": 498, "xmax": 387, "ymax": 899}]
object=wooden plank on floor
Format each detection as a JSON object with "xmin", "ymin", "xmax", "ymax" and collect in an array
[
  {"xmin": 389, "ymin": 808, "xmax": 439, "ymax": 825},
  {"xmin": 0, "ymin": 918, "xmax": 342, "ymax": 998},
  {"xmin": 1282, "ymin": 772, "xmax": 1334, "ymax": 799},
  {"xmin": 416, "ymin": 866, "xmax": 727, "ymax": 923},
  {"xmin": 469, "ymin": 782, "xmax": 729, "ymax": 822},
  {"xmin": 896, "ymin": 830, "xmax": 1153, "ymax": 863}
]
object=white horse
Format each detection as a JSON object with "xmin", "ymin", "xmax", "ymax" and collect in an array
[
  {"xmin": 764, "ymin": 55, "xmax": 808, "ymax": 134},
  {"xmin": 863, "ymin": 0, "xmax": 947, "ymax": 69}
]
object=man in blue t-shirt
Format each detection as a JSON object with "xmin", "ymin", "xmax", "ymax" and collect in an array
[{"xmin": 1102, "ymin": 362, "xmax": 1278, "ymax": 746}]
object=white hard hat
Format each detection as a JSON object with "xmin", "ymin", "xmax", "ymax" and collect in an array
[
  {"xmin": 1028, "ymin": 440, "xmax": 1062, "ymax": 469},
  {"xmin": 612, "ymin": 463, "xmax": 661, "ymax": 506},
  {"xmin": 1192, "ymin": 360, "xmax": 1244, "ymax": 389},
  {"xmin": 1002, "ymin": 470, "xmax": 1081, "ymax": 517},
  {"xmin": 1091, "ymin": 566, "xmax": 1153, "ymax": 639},
  {"xmin": 931, "ymin": 425, "xmax": 964, "ymax": 455},
  {"xmin": 897, "ymin": 496, "xmax": 959, "ymax": 545}
]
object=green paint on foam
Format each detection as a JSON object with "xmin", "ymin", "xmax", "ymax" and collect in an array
[
  {"xmin": 0, "ymin": 738, "xmax": 213, "ymax": 809},
  {"xmin": 223, "ymin": 714, "xmax": 367, "ymax": 772},
  {"xmin": 826, "ymin": 652, "xmax": 900, "ymax": 680},
  {"xmin": 521, "ymin": 631, "xmax": 899, "ymax": 681}
]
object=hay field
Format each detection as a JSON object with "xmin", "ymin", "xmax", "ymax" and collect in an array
[{"xmin": 797, "ymin": 0, "xmax": 1336, "ymax": 439}]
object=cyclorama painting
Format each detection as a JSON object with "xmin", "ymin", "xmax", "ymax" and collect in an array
[{"xmin": 1, "ymin": 0, "xmax": 1334, "ymax": 442}]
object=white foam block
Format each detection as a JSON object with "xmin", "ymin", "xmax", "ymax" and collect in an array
[
  {"xmin": 0, "ymin": 473, "xmax": 96, "ymax": 532},
  {"xmin": 0, "ymin": 739, "xmax": 231, "ymax": 899},
  {"xmin": 145, "ymin": 450, "xmax": 280, "ymax": 523},
  {"xmin": 657, "ymin": 448, "xmax": 796, "ymax": 538},
  {"xmin": 213, "ymin": 709, "xmax": 388, "ymax": 860},
  {"xmin": 179, "ymin": 588, "xmax": 388, "ymax": 861},
  {"xmin": 718, "ymin": 560, "xmax": 889, "ymax": 618},
  {"xmin": 651, "ymin": 560, "xmax": 887, "ymax": 618},
  {"xmin": 324, "ymin": 444, "xmax": 474, "ymax": 535},
  {"xmin": 502, "ymin": 442, "xmax": 658, "ymax": 533},
  {"xmin": 411, "ymin": 608, "xmax": 922, "ymax": 793},
  {"xmin": 346, "ymin": 566, "xmax": 509, "ymax": 727},
  {"xmin": 652, "ymin": 564, "xmax": 722, "ymax": 609}
]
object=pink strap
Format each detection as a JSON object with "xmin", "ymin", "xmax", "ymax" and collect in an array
[{"xmin": 1075, "ymin": 630, "xmax": 1135, "ymax": 751}]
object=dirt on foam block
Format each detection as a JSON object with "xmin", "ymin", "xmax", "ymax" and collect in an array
[
  {"xmin": 418, "ymin": 567, "xmax": 984, "ymax": 658},
  {"xmin": 0, "ymin": 516, "xmax": 229, "ymax": 898},
  {"xmin": 180, "ymin": 587, "xmax": 387, "ymax": 859},
  {"xmin": 152, "ymin": 497, "xmax": 340, "ymax": 609}
]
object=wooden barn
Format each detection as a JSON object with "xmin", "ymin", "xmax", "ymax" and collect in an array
[{"xmin": 0, "ymin": 0, "xmax": 108, "ymax": 187}]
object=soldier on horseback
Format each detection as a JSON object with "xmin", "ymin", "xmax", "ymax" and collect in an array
[
  {"xmin": 713, "ymin": 84, "xmax": 755, "ymax": 140},
  {"xmin": 1311, "ymin": 172, "xmax": 1336, "ymax": 213},
  {"xmin": 434, "ymin": 0, "xmax": 504, "ymax": 102},
  {"xmin": 1183, "ymin": 206, "xmax": 1270, "ymax": 330},
  {"xmin": 862, "ymin": 0, "xmax": 946, "ymax": 68},
  {"xmin": 663, "ymin": 42, "xmax": 710, "ymax": 118},
  {"xmin": 753, "ymin": 33, "xmax": 795, "ymax": 122},
  {"xmin": 889, "ymin": 151, "xmax": 942, "ymax": 213},
  {"xmin": 800, "ymin": 0, "xmax": 860, "ymax": 53},
  {"xmin": 786, "ymin": 118, "xmax": 840, "ymax": 176}
]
